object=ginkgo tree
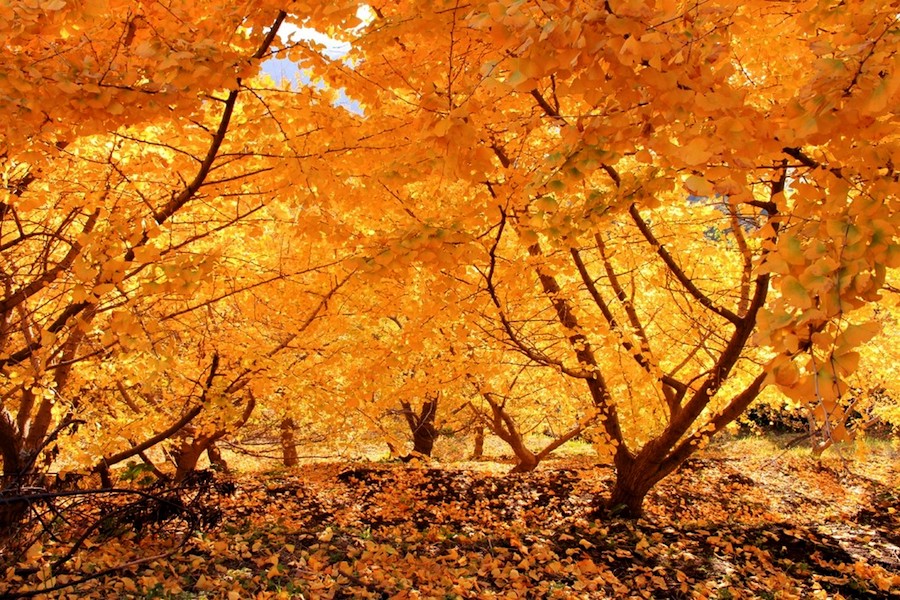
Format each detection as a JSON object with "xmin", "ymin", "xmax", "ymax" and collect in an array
[
  {"xmin": 318, "ymin": 0, "xmax": 900, "ymax": 515},
  {"xmin": 3, "ymin": 0, "xmax": 899, "ymax": 526},
  {"xmin": 0, "ymin": 0, "xmax": 364, "ymax": 498}
]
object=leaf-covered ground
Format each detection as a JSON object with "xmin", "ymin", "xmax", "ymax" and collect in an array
[{"xmin": 5, "ymin": 443, "xmax": 899, "ymax": 599}]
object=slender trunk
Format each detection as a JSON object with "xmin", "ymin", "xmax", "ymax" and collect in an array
[
  {"xmin": 138, "ymin": 451, "xmax": 167, "ymax": 480},
  {"xmin": 477, "ymin": 395, "xmax": 542, "ymax": 473},
  {"xmin": 505, "ymin": 421, "xmax": 539, "ymax": 473},
  {"xmin": 98, "ymin": 463, "xmax": 113, "ymax": 488},
  {"xmin": 281, "ymin": 418, "xmax": 298, "ymax": 467},
  {"xmin": 811, "ymin": 435, "xmax": 832, "ymax": 457},
  {"xmin": 22, "ymin": 307, "xmax": 93, "ymax": 456},
  {"xmin": 471, "ymin": 426, "xmax": 484, "ymax": 460},
  {"xmin": 172, "ymin": 387, "xmax": 254, "ymax": 480},
  {"xmin": 207, "ymin": 443, "xmax": 228, "ymax": 472}
]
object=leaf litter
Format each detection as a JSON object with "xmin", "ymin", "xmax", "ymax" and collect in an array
[{"xmin": 2, "ymin": 450, "xmax": 898, "ymax": 599}]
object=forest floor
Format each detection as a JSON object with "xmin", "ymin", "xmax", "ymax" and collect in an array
[{"xmin": 3, "ymin": 437, "xmax": 899, "ymax": 599}]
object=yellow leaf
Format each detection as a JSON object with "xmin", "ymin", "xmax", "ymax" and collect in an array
[
  {"xmin": 576, "ymin": 558, "xmax": 598, "ymax": 574},
  {"xmin": 831, "ymin": 423, "xmax": 851, "ymax": 443},
  {"xmin": 835, "ymin": 321, "xmax": 880, "ymax": 349},
  {"xmin": 318, "ymin": 527, "xmax": 334, "ymax": 542},
  {"xmin": 780, "ymin": 276, "xmax": 812, "ymax": 309},
  {"xmin": 196, "ymin": 575, "xmax": 214, "ymax": 591},
  {"xmin": 773, "ymin": 361, "xmax": 799, "ymax": 387},
  {"xmin": 132, "ymin": 245, "xmax": 162, "ymax": 264},
  {"xmin": 93, "ymin": 283, "xmax": 115, "ymax": 296},
  {"xmin": 681, "ymin": 138, "xmax": 712, "ymax": 166},
  {"xmin": 73, "ymin": 259, "xmax": 96, "ymax": 283},
  {"xmin": 684, "ymin": 175, "xmax": 714, "ymax": 197},
  {"xmin": 831, "ymin": 350, "xmax": 859, "ymax": 377}
]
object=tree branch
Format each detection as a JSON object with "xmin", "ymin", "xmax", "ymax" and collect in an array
[
  {"xmin": 481, "ymin": 209, "xmax": 590, "ymax": 377},
  {"xmin": 94, "ymin": 354, "xmax": 219, "ymax": 471},
  {"xmin": 628, "ymin": 203, "xmax": 742, "ymax": 324}
]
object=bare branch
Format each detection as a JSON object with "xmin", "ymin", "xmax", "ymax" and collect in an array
[{"xmin": 628, "ymin": 203, "xmax": 742, "ymax": 324}]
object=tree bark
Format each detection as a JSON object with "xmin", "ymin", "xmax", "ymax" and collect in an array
[
  {"xmin": 603, "ymin": 450, "xmax": 659, "ymax": 518},
  {"xmin": 0, "ymin": 414, "xmax": 22, "ymax": 477},
  {"xmin": 172, "ymin": 381, "xmax": 254, "ymax": 481},
  {"xmin": 478, "ymin": 395, "xmax": 540, "ymax": 473},
  {"xmin": 508, "ymin": 446, "xmax": 539, "ymax": 473},
  {"xmin": 402, "ymin": 397, "xmax": 439, "ymax": 458},
  {"xmin": 173, "ymin": 438, "xmax": 209, "ymax": 482},
  {"xmin": 0, "ymin": 416, "xmax": 26, "ymax": 534},
  {"xmin": 207, "ymin": 442, "xmax": 228, "ymax": 472},
  {"xmin": 605, "ymin": 477, "xmax": 654, "ymax": 518},
  {"xmin": 471, "ymin": 426, "xmax": 484, "ymax": 460},
  {"xmin": 281, "ymin": 418, "xmax": 298, "ymax": 467}
]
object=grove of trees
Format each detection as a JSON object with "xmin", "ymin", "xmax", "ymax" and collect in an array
[{"xmin": 2, "ymin": 0, "xmax": 899, "ymax": 535}]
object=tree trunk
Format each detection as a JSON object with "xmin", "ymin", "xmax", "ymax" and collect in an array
[
  {"xmin": 475, "ymin": 394, "xmax": 543, "ymax": 473},
  {"xmin": 172, "ymin": 387, "xmax": 254, "ymax": 481},
  {"xmin": 0, "ymin": 429, "xmax": 26, "ymax": 534},
  {"xmin": 471, "ymin": 426, "xmax": 484, "ymax": 460},
  {"xmin": 281, "ymin": 418, "xmax": 298, "ymax": 467},
  {"xmin": 811, "ymin": 437, "xmax": 832, "ymax": 457},
  {"xmin": 402, "ymin": 398, "xmax": 439, "ymax": 458},
  {"xmin": 173, "ymin": 439, "xmax": 209, "ymax": 482},
  {"xmin": 509, "ymin": 449, "xmax": 539, "ymax": 473},
  {"xmin": 605, "ymin": 464, "xmax": 656, "ymax": 518},
  {"xmin": 207, "ymin": 443, "xmax": 228, "ymax": 472},
  {"xmin": 507, "ymin": 438, "xmax": 539, "ymax": 473},
  {"xmin": 601, "ymin": 447, "xmax": 678, "ymax": 518},
  {"xmin": 411, "ymin": 413, "xmax": 438, "ymax": 457},
  {"xmin": 0, "ymin": 418, "xmax": 22, "ymax": 478},
  {"xmin": 0, "ymin": 499, "xmax": 27, "ymax": 538}
]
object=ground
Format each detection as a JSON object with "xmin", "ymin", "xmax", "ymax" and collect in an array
[{"xmin": 2, "ymin": 437, "xmax": 898, "ymax": 599}]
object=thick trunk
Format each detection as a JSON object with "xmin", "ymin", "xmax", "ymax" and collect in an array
[
  {"xmin": 508, "ymin": 448, "xmax": 539, "ymax": 473},
  {"xmin": 412, "ymin": 422, "xmax": 437, "ymax": 456},
  {"xmin": 0, "ymin": 426, "xmax": 26, "ymax": 534},
  {"xmin": 281, "ymin": 418, "xmax": 298, "ymax": 467},
  {"xmin": 173, "ymin": 439, "xmax": 209, "ymax": 482},
  {"xmin": 403, "ymin": 399, "xmax": 438, "ymax": 458},
  {"xmin": 601, "ymin": 446, "xmax": 679, "ymax": 518},
  {"xmin": 0, "ymin": 417, "xmax": 22, "ymax": 477},
  {"xmin": 605, "ymin": 461, "xmax": 657, "ymax": 518},
  {"xmin": 0, "ymin": 498, "xmax": 27, "ymax": 537}
]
